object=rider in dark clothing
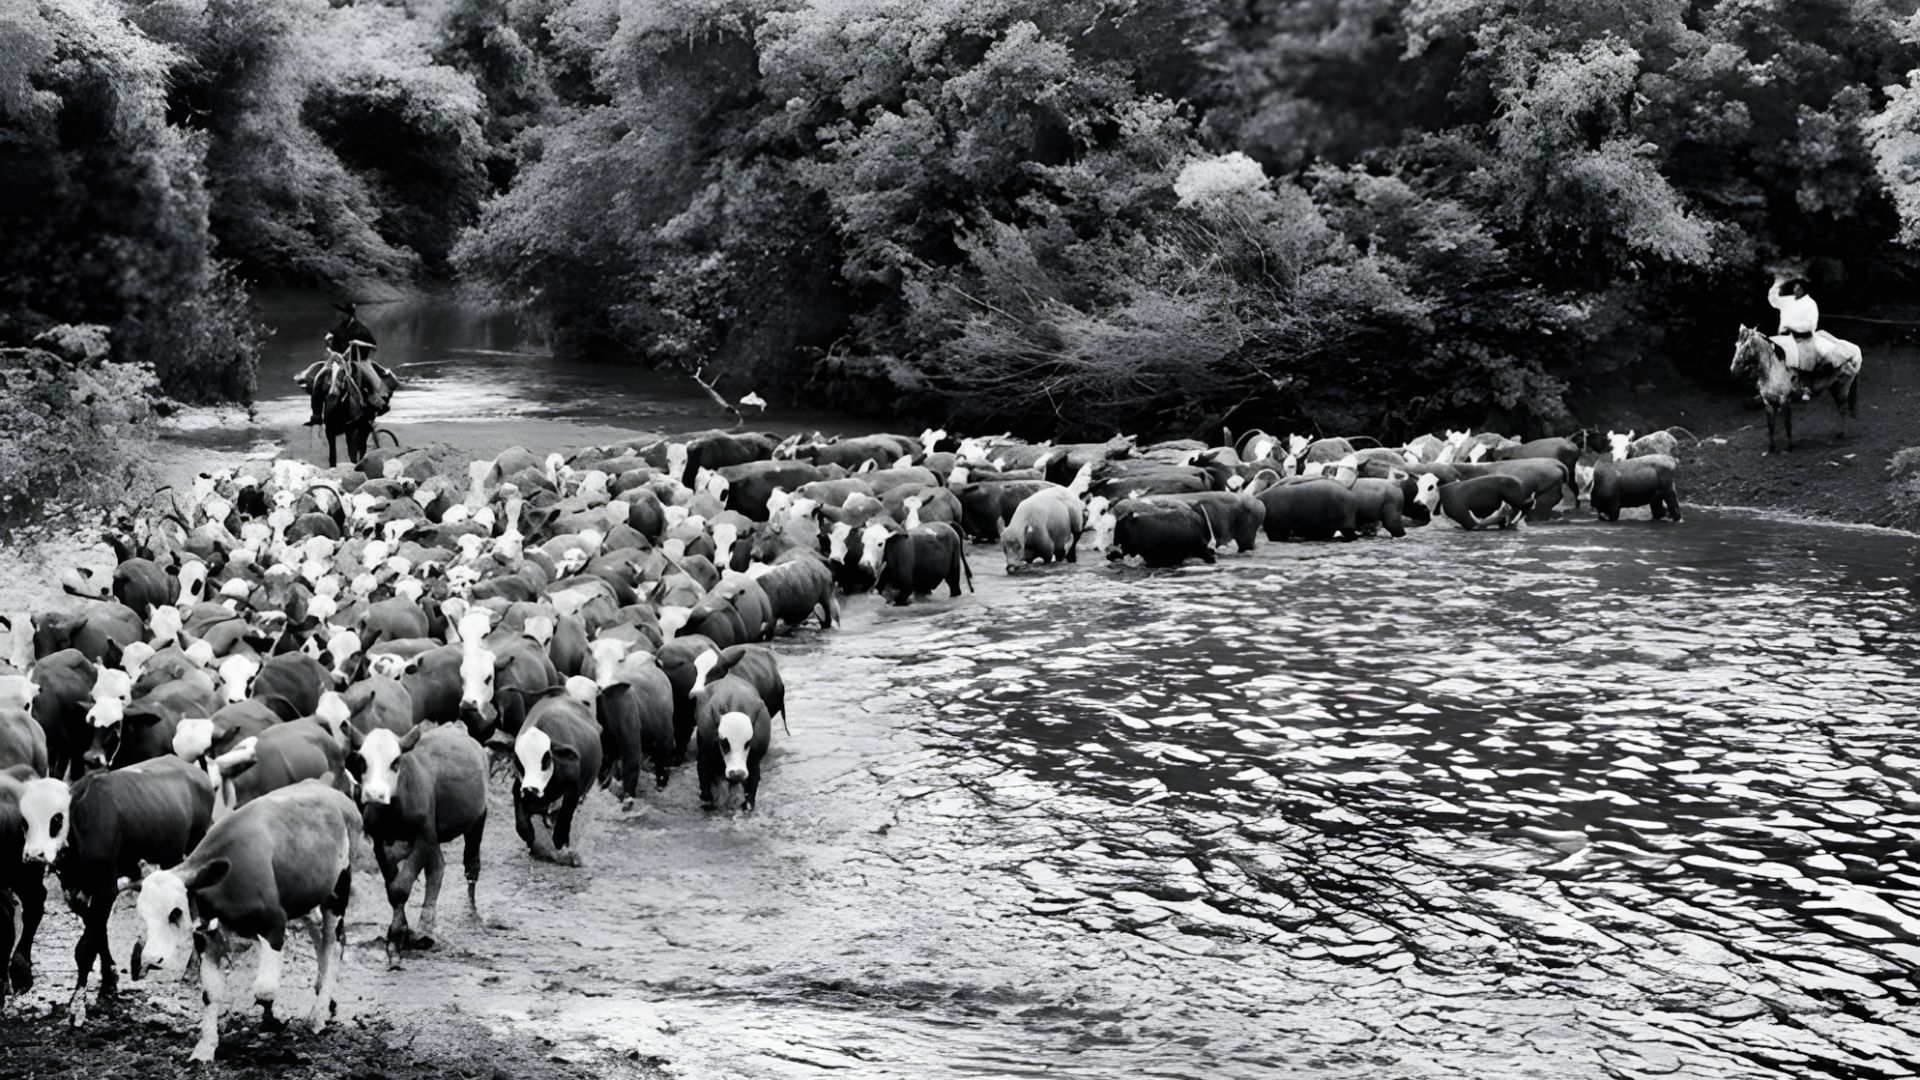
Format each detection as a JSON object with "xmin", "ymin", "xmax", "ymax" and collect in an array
[{"xmin": 301, "ymin": 301, "xmax": 396, "ymax": 426}]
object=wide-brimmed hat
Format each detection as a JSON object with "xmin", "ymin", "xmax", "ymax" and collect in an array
[{"xmin": 332, "ymin": 301, "xmax": 359, "ymax": 315}]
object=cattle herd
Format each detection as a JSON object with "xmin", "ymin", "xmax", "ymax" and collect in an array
[{"xmin": 0, "ymin": 422, "xmax": 1685, "ymax": 1061}]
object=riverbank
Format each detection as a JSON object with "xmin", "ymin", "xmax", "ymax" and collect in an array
[{"xmin": 1578, "ymin": 341, "xmax": 1920, "ymax": 530}]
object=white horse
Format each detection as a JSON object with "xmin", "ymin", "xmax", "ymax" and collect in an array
[{"xmin": 1729, "ymin": 324, "xmax": 1860, "ymax": 453}]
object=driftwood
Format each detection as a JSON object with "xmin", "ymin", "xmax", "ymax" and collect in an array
[{"xmin": 688, "ymin": 365, "xmax": 743, "ymax": 427}]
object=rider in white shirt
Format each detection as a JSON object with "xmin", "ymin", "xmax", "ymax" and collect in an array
[{"xmin": 1767, "ymin": 277, "xmax": 1821, "ymax": 371}]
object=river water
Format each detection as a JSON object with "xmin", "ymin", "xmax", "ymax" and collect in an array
[{"xmin": 43, "ymin": 295, "xmax": 1920, "ymax": 1078}]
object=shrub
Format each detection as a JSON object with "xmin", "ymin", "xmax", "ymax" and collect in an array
[{"xmin": 0, "ymin": 328, "xmax": 159, "ymax": 540}]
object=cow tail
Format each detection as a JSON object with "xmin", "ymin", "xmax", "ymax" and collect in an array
[
  {"xmin": 959, "ymin": 535, "xmax": 975, "ymax": 594},
  {"xmin": 1663, "ymin": 426, "xmax": 1701, "ymax": 445}
]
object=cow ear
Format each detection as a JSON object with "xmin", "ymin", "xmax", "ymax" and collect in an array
[
  {"xmin": 398, "ymin": 723, "xmax": 424, "ymax": 752},
  {"xmin": 401, "ymin": 656, "xmax": 423, "ymax": 676},
  {"xmin": 183, "ymin": 857, "xmax": 231, "ymax": 892}
]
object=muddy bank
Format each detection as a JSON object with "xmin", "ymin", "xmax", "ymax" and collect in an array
[
  {"xmin": 0, "ymin": 999, "xmax": 655, "ymax": 1079},
  {"xmin": 1579, "ymin": 343, "xmax": 1920, "ymax": 530}
]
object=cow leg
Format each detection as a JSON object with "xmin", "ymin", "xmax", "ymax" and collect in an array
[
  {"xmin": 10, "ymin": 870, "xmax": 45, "ymax": 993},
  {"xmin": 463, "ymin": 817, "xmax": 485, "ymax": 920},
  {"xmin": 252, "ymin": 922, "xmax": 288, "ymax": 1028},
  {"xmin": 417, "ymin": 840, "xmax": 446, "ymax": 944},
  {"xmin": 0, "ymin": 892, "xmax": 16, "ymax": 1009},
  {"xmin": 1664, "ymin": 483, "xmax": 1683, "ymax": 523},
  {"xmin": 550, "ymin": 793, "xmax": 583, "ymax": 866},
  {"xmin": 514, "ymin": 795, "xmax": 549, "ymax": 860},
  {"xmin": 68, "ymin": 890, "xmax": 114, "ymax": 1026},
  {"xmin": 744, "ymin": 761, "xmax": 761, "ymax": 812},
  {"xmin": 308, "ymin": 868, "xmax": 350, "ymax": 1031},
  {"xmin": 191, "ymin": 929, "xmax": 230, "ymax": 1063},
  {"xmin": 379, "ymin": 840, "xmax": 421, "ymax": 966},
  {"xmin": 1784, "ymin": 404, "xmax": 1794, "ymax": 450}
]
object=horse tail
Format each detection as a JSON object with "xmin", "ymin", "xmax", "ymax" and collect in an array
[{"xmin": 373, "ymin": 428, "xmax": 402, "ymax": 448}]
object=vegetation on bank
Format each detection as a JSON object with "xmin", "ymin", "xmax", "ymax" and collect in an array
[
  {"xmin": 9, "ymin": 1, "xmax": 1920, "ymax": 441},
  {"xmin": 0, "ymin": 328, "xmax": 157, "ymax": 537}
]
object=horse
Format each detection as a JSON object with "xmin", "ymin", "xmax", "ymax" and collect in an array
[
  {"xmin": 312, "ymin": 360, "xmax": 397, "ymax": 467},
  {"xmin": 1729, "ymin": 324, "xmax": 1860, "ymax": 454}
]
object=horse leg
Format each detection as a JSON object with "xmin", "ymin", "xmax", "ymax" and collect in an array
[
  {"xmin": 326, "ymin": 429, "xmax": 340, "ymax": 469},
  {"xmin": 1846, "ymin": 374, "xmax": 1859, "ymax": 420},
  {"xmin": 1765, "ymin": 408, "xmax": 1778, "ymax": 454}
]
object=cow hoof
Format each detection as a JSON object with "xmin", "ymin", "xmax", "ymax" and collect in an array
[
  {"xmin": 308, "ymin": 1004, "xmax": 332, "ymax": 1032},
  {"xmin": 403, "ymin": 930, "xmax": 435, "ymax": 951},
  {"xmin": 189, "ymin": 1040, "xmax": 217, "ymax": 1064}
]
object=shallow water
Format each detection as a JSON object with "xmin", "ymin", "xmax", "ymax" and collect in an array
[
  {"xmin": 314, "ymin": 511, "xmax": 1920, "ymax": 1080},
  {"xmin": 34, "ymin": 297, "xmax": 1920, "ymax": 1078},
  {"xmin": 248, "ymin": 290, "xmax": 857, "ymax": 436}
]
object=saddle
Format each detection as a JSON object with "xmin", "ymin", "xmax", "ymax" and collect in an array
[
  {"xmin": 1770, "ymin": 330, "xmax": 1840, "ymax": 374},
  {"xmin": 316, "ymin": 352, "xmax": 396, "ymax": 415}
]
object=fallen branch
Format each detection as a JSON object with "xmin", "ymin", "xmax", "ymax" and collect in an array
[{"xmin": 688, "ymin": 364, "xmax": 743, "ymax": 427}]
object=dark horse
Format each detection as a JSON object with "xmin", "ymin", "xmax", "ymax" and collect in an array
[
  {"xmin": 313, "ymin": 361, "xmax": 398, "ymax": 467},
  {"xmin": 1729, "ymin": 325, "xmax": 1861, "ymax": 454}
]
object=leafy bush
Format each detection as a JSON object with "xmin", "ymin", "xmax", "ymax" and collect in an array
[{"xmin": 0, "ymin": 330, "xmax": 159, "ymax": 539}]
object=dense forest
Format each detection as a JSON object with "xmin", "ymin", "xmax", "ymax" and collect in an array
[{"xmin": 8, "ymin": 0, "xmax": 1920, "ymax": 439}]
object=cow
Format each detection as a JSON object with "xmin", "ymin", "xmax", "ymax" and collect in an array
[
  {"xmin": 510, "ymin": 690, "xmax": 602, "ymax": 866},
  {"xmin": 26, "ymin": 756, "xmax": 215, "ymax": 1025},
  {"xmin": 692, "ymin": 661, "xmax": 774, "ymax": 812},
  {"xmin": 132, "ymin": 780, "xmax": 360, "ymax": 1062},
  {"xmin": 0, "ymin": 770, "xmax": 50, "ymax": 1008},
  {"xmin": 347, "ymin": 723, "xmax": 488, "ymax": 966}
]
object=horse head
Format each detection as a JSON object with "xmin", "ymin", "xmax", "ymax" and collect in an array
[{"xmin": 1730, "ymin": 325, "xmax": 1775, "ymax": 378}]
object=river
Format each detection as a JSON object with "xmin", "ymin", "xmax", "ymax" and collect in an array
[{"xmin": 30, "ymin": 294, "xmax": 1920, "ymax": 1079}]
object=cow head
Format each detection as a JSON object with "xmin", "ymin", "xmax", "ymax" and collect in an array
[
  {"xmin": 587, "ymin": 638, "xmax": 632, "ymax": 689},
  {"xmin": 176, "ymin": 560, "xmax": 210, "ymax": 604},
  {"xmin": 710, "ymin": 522, "xmax": 739, "ymax": 565},
  {"xmin": 350, "ymin": 727, "xmax": 405, "ymax": 806},
  {"xmin": 1083, "ymin": 497, "xmax": 1117, "ymax": 553},
  {"xmin": 1607, "ymin": 430, "xmax": 1632, "ymax": 461},
  {"xmin": 665, "ymin": 442, "xmax": 690, "ymax": 485},
  {"xmin": 458, "ymin": 646, "xmax": 498, "ymax": 725},
  {"xmin": 0, "ymin": 675, "xmax": 35, "ymax": 714},
  {"xmin": 657, "ymin": 606, "xmax": 691, "ymax": 641},
  {"xmin": 718, "ymin": 711, "xmax": 754, "ymax": 782},
  {"xmin": 20, "ymin": 777, "xmax": 70, "ymax": 864},
  {"xmin": 947, "ymin": 464, "xmax": 970, "ymax": 488},
  {"xmin": 1414, "ymin": 473, "xmax": 1442, "ymax": 516},
  {"xmin": 172, "ymin": 716, "xmax": 214, "ymax": 763},
  {"xmin": 513, "ymin": 724, "xmax": 569, "ymax": 799},
  {"xmin": 87, "ymin": 669, "xmax": 133, "ymax": 725},
  {"xmin": 523, "ymin": 616, "xmax": 556, "ymax": 648},
  {"xmin": 216, "ymin": 654, "xmax": 260, "ymax": 704},
  {"xmin": 134, "ymin": 862, "xmax": 227, "ymax": 977},
  {"xmin": 858, "ymin": 523, "xmax": 891, "ymax": 578},
  {"xmin": 320, "ymin": 629, "xmax": 364, "ymax": 687}
]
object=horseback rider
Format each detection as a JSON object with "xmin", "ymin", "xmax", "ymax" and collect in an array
[
  {"xmin": 1767, "ymin": 276, "xmax": 1822, "ymax": 372},
  {"xmin": 299, "ymin": 301, "xmax": 398, "ymax": 427}
]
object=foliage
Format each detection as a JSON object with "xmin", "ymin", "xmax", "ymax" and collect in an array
[
  {"xmin": 19, "ymin": 0, "xmax": 1920, "ymax": 438},
  {"xmin": 0, "ymin": 0, "xmax": 258, "ymax": 401},
  {"xmin": 0, "ymin": 332, "xmax": 159, "ymax": 539}
]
